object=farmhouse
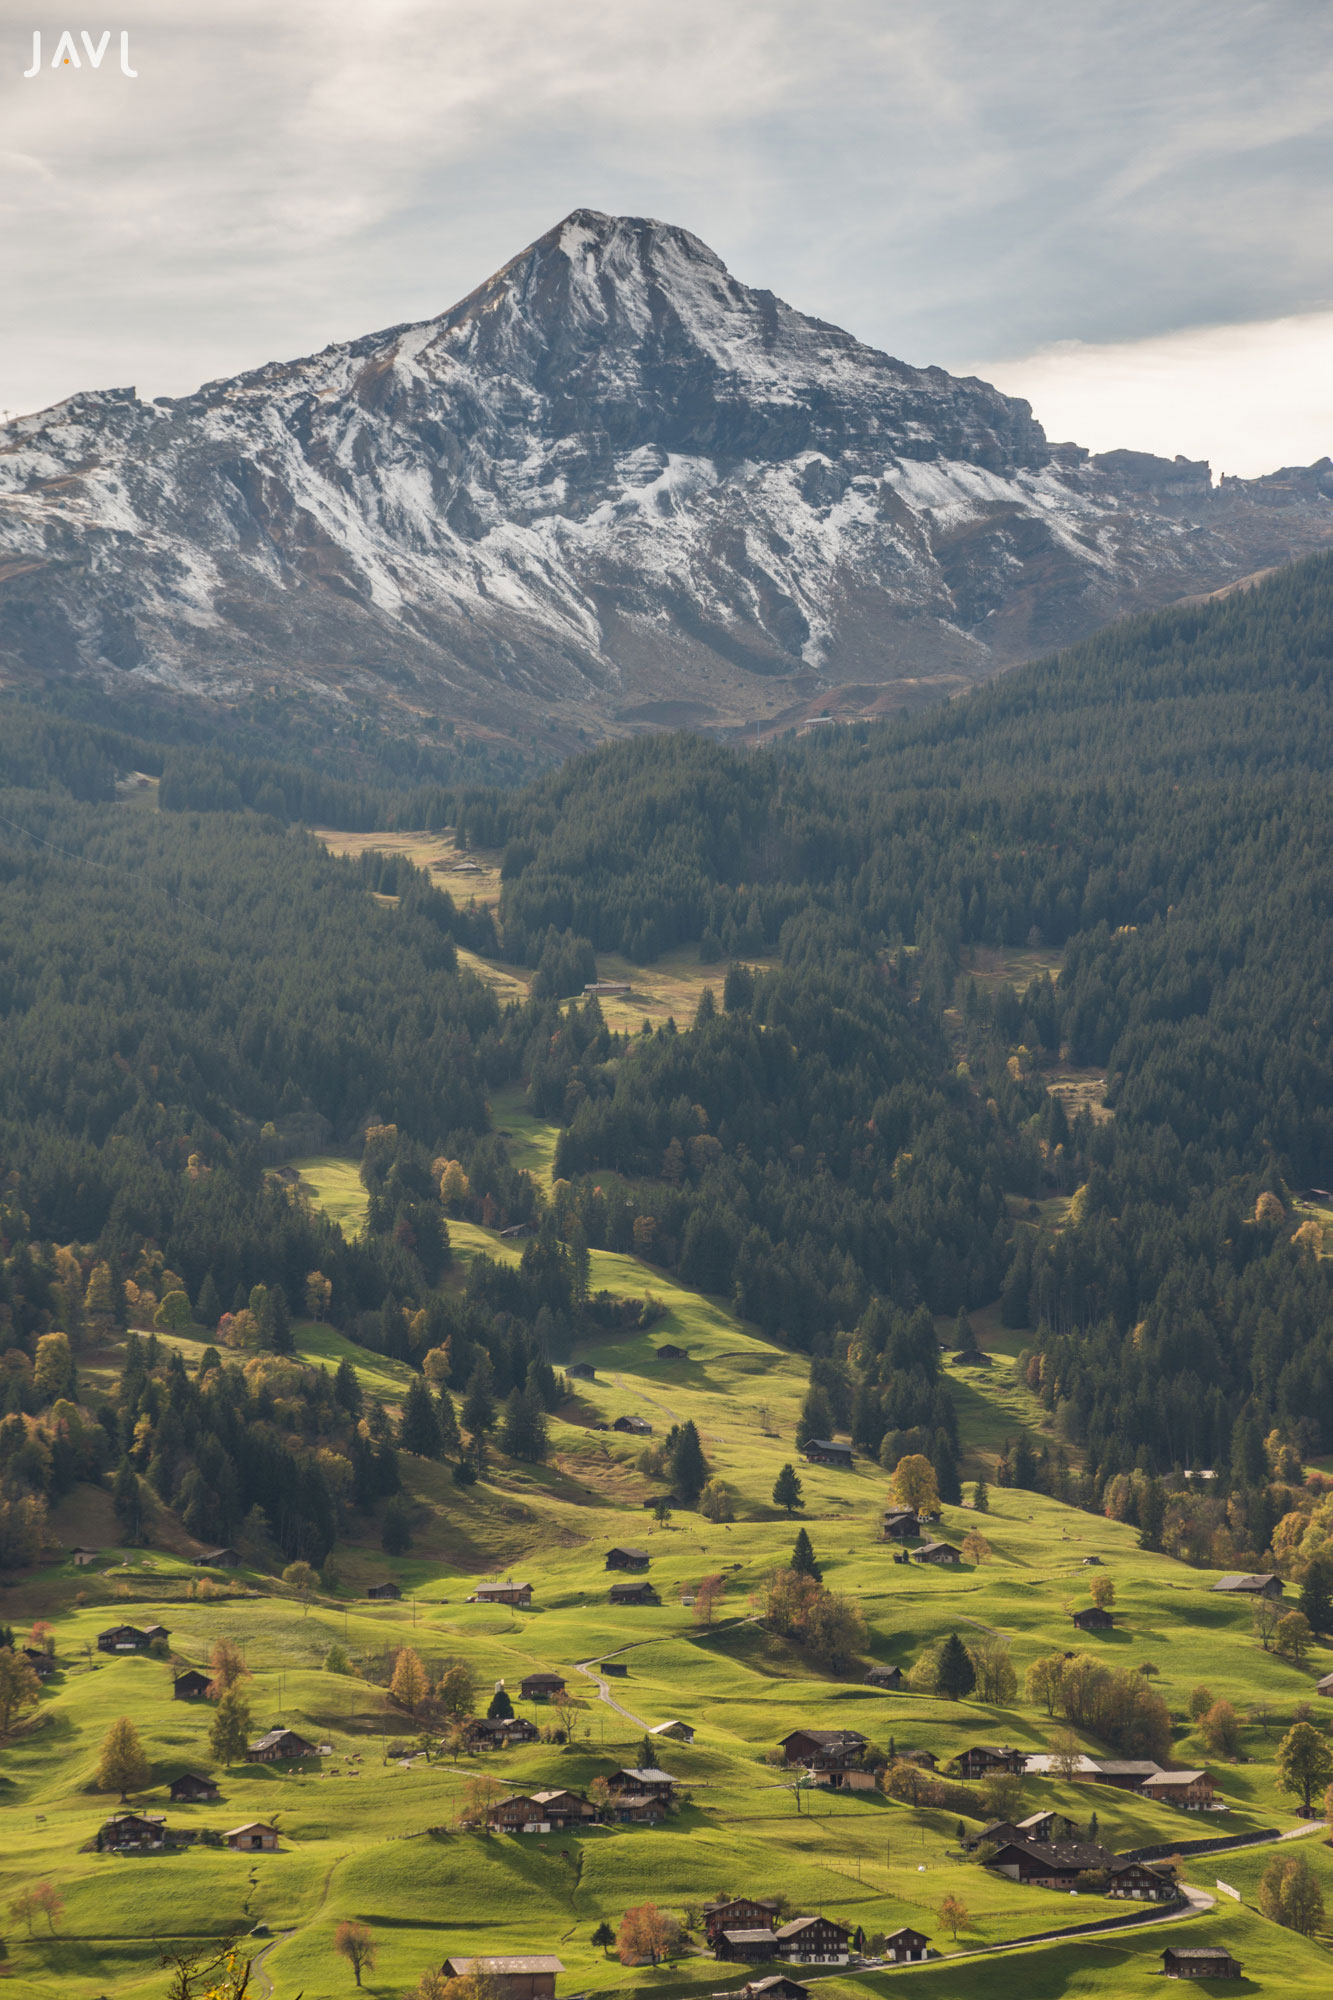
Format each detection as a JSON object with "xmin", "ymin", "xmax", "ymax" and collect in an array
[
  {"xmin": 865, "ymin": 1665, "xmax": 904, "ymax": 1689},
  {"xmin": 467, "ymin": 1716, "xmax": 541, "ymax": 1750},
  {"xmin": 613, "ymin": 1791, "xmax": 668, "ymax": 1823},
  {"xmin": 194, "ymin": 1547, "xmax": 239, "ymax": 1567},
  {"xmin": 1140, "ymin": 1769, "xmax": 1216, "ymax": 1808},
  {"xmin": 23, "ymin": 1646, "xmax": 55, "ymax": 1681},
  {"xmin": 609, "ymin": 1579, "xmax": 660, "ymax": 1606},
  {"xmin": 955, "ymin": 1745, "xmax": 1026, "ymax": 1780},
  {"xmin": 716, "ymin": 1930, "xmax": 780, "ymax": 1964},
  {"xmin": 1085, "ymin": 1759, "xmax": 1163, "ymax": 1790},
  {"xmin": 1161, "ymin": 1946, "xmax": 1243, "ymax": 1979},
  {"xmin": 778, "ymin": 1728, "xmax": 867, "ymax": 1768},
  {"xmin": 366, "ymin": 1580, "xmax": 402, "ymax": 1600},
  {"xmin": 470, "ymin": 1580, "xmax": 534, "ymax": 1607},
  {"xmin": 488, "ymin": 1792, "xmax": 593, "ymax": 1832},
  {"xmin": 739, "ymin": 1979, "xmax": 809, "ymax": 2000},
  {"xmin": 98, "ymin": 1811, "xmax": 166, "ymax": 1852},
  {"xmin": 169, "ymin": 1772, "xmax": 220, "ymax": 1803},
  {"xmin": 651, "ymin": 1719, "xmax": 694, "ymax": 1743},
  {"xmin": 914, "ymin": 1539, "xmax": 961, "ymax": 1566},
  {"xmin": 1212, "ymin": 1572, "xmax": 1283, "ymax": 1598},
  {"xmin": 612, "ymin": 1414, "xmax": 654, "ymax": 1436},
  {"xmin": 607, "ymin": 1766, "xmax": 676, "ymax": 1799},
  {"xmin": 444, "ymin": 1959, "xmax": 563, "ymax": 2000},
  {"xmin": 530, "ymin": 1789, "xmax": 596, "ymax": 1828},
  {"xmin": 802, "ymin": 1439, "xmax": 853, "ymax": 1468},
  {"xmin": 247, "ymin": 1726, "xmax": 317, "ymax": 1762},
  {"xmin": 567, "ymin": 1362, "xmax": 596, "ymax": 1382},
  {"xmin": 703, "ymin": 1898, "xmax": 779, "ymax": 1942},
  {"xmin": 225, "ymin": 1822, "xmax": 279, "ymax": 1852},
  {"xmin": 1071, "ymin": 1605, "xmax": 1114, "ymax": 1631},
  {"xmin": 975, "ymin": 1810, "xmax": 1060, "ymax": 1849},
  {"xmin": 881, "ymin": 1508, "xmax": 919, "ymax": 1541},
  {"xmin": 519, "ymin": 1672, "xmax": 567, "ymax": 1701},
  {"xmin": 172, "ymin": 1668, "xmax": 214, "ymax": 1700},
  {"xmin": 882, "ymin": 1927, "xmax": 931, "ymax": 1963},
  {"xmin": 604, "ymin": 1546, "xmax": 651, "ymax": 1571},
  {"xmin": 1107, "ymin": 1858, "xmax": 1176, "ymax": 1900},
  {"xmin": 775, "ymin": 1916, "xmax": 856, "ymax": 1965},
  {"xmin": 989, "ymin": 1839, "xmax": 1113, "ymax": 1888},
  {"xmin": 656, "ymin": 1344, "xmax": 689, "ymax": 1360},
  {"xmin": 809, "ymin": 1762, "xmax": 876, "ymax": 1791},
  {"xmin": 97, "ymin": 1623, "xmax": 169, "ymax": 1653}
]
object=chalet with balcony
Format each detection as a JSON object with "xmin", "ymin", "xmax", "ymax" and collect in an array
[
  {"xmin": 97, "ymin": 1623, "xmax": 169, "ymax": 1653},
  {"xmin": 703, "ymin": 1898, "xmax": 779, "ymax": 1943},
  {"xmin": 802, "ymin": 1439, "xmax": 853, "ymax": 1469},
  {"xmin": 1140, "ymin": 1769, "xmax": 1216, "ymax": 1808},
  {"xmin": 98, "ymin": 1811, "xmax": 166, "ymax": 1852},
  {"xmin": 989, "ymin": 1839, "xmax": 1112, "ymax": 1888},
  {"xmin": 778, "ymin": 1728, "xmax": 866, "ymax": 1768},
  {"xmin": 882, "ymin": 1927, "xmax": 930, "ymax": 1963},
  {"xmin": 954, "ymin": 1745, "xmax": 1026, "ymax": 1780},
  {"xmin": 606, "ymin": 1766, "xmax": 676, "ymax": 1800},
  {"xmin": 1107, "ymin": 1858, "xmax": 1176, "ymax": 1900},
  {"xmin": 775, "ymin": 1916, "xmax": 857, "ymax": 1965},
  {"xmin": 520, "ymin": 1672, "xmax": 567, "ymax": 1701}
]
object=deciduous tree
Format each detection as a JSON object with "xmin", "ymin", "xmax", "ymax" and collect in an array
[
  {"xmin": 891, "ymin": 1454, "xmax": 940, "ymax": 1514},
  {"xmin": 1276, "ymin": 1719, "xmax": 1333, "ymax": 1811},
  {"xmin": 617, "ymin": 1902, "xmax": 676, "ymax": 1965},
  {"xmin": 333, "ymin": 1919, "xmax": 376, "ymax": 1987},
  {"xmin": 390, "ymin": 1646, "xmax": 430, "ymax": 1714},
  {"xmin": 0, "ymin": 1647, "xmax": 41, "ymax": 1737},
  {"xmin": 210, "ymin": 1688, "xmax": 252, "ymax": 1766},
  {"xmin": 97, "ymin": 1716, "xmax": 150, "ymax": 1801}
]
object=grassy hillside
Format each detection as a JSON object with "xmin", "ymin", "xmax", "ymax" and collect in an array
[{"xmin": 6, "ymin": 1176, "xmax": 1333, "ymax": 1998}]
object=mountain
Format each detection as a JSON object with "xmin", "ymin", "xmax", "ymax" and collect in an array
[{"xmin": 3, "ymin": 208, "xmax": 1332, "ymax": 748}]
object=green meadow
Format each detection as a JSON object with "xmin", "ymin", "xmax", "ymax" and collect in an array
[{"xmin": 5, "ymin": 1165, "xmax": 1333, "ymax": 1997}]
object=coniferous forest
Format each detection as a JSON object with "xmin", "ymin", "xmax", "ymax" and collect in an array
[{"xmin": 5, "ymin": 552, "xmax": 1333, "ymax": 1568}]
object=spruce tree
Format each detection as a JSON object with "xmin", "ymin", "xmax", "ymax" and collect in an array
[
  {"xmin": 196, "ymin": 1273, "xmax": 222, "ymax": 1329},
  {"xmin": 972, "ymin": 1478, "xmax": 990, "ymax": 1513},
  {"xmin": 334, "ymin": 1355, "xmax": 363, "ymax": 1418},
  {"xmin": 936, "ymin": 1632, "xmax": 976, "ymax": 1700},
  {"xmin": 437, "ymin": 1386, "xmax": 461, "ymax": 1458},
  {"xmin": 462, "ymin": 1355, "xmax": 496, "ymax": 1439},
  {"xmin": 669, "ymin": 1419, "xmax": 708, "ymax": 1503},
  {"xmin": 791, "ymin": 1528, "xmax": 821, "ymax": 1580},
  {"xmin": 772, "ymin": 1463, "xmax": 804, "ymax": 1515},
  {"xmin": 487, "ymin": 1683, "xmax": 514, "ymax": 1721},
  {"xmin": 399, "ymin": 1375, "xmax": 442, "ymax": 1458},
  {"xmin": 932, "ymin": 1428, "xmax": 962, "ymax": 1506},
  {"xmin": 381, "ymin": 1497, "xmax": 411, "ymax": 1555}
]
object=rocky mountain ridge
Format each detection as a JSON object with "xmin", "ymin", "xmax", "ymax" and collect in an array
[{"xmin": 2, "ymin": 208, "xmax": 1331, "ymax": 747}]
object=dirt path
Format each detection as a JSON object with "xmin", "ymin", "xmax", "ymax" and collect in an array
[
  {"xmin": 248, "ymin": 1927, "xmax": 295, "ymax": 1999},
  {"xmin": 571, "ymin": 1651, "xmax": 657, "ymax": 1731}
]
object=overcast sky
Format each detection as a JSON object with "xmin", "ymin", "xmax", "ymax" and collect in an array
[{"xmin": 3, "ymin": 1, "xmax": 1331, "ymax": 475}]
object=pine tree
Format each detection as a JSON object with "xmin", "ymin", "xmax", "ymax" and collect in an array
[
  {"xmin": 932, "ymin": 1427, "xmax": 962, "ymax": 1506},
  {"xmin": 265, "ymin": 1286, "xmax": 293, "ymax": 1355},
  {"xmin": 399, "ymin": 1376, "xmax": 442, "ymax": 1458},
  {"xmin": 772, "ymin": 1463, "xmax": 804, "ymax": 1515},
  {"xmin": 196, "ymin": 1273, "xmax": 222, "ymax": 1329},
  {"xmin": 381, "ymin": 1497, "xmax": 411, "ymax": 1555},
  {"xmin": 795, "ymin": 1383, "xmax": 834, "ymax": 1449},
  {"xmin": 97, "ymin": 1717, "xmax": 150, "ymax": 1800},
  {"xmin": 936, "ymin": 1632, "xmax": 976, "ymax": 1700},
  {"xmin": 487, "ymin": 1683, "xmax": 514, "ymax": 1720},
  {"xmin": 334, "ymin": 1355, "xmax": 363, "ymax": 1418},
  {"xmin": 210, "ymin": 1688, "xmax": 252, "ymax": 1766},
  {"xmin": 791, "ymin": 1528, "xmax": 821, "ymax": 1580},
  {"xmin": 437, "ymin": 1386, "xmax": 461, "ymax": 1458},
  {"xmin": 112, "ymin": 1457, "xmax": 142, "ymax": 1539},
  {"xmin": 669, "ymin": 1419, "xmax": 708, "ymax": 1504},
  {"xmin": 972, "ymin": 1478, "xmax": 990, "ymax": 1512},
  {"xmin": 462, "ymin": 1355, "xmax": 496, "ymax": 1438}
]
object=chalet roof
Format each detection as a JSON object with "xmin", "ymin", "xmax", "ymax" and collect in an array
[
  {"xmin": 916, "ymin": 1539, "xmax": 960, "ymax": 1558},
  {"xmin": 996, "ymin": 1838, "xmax": 1113, "ymax": 1870},
  {"xmin": 1141, "ymin": 1768, "xmax": 1208, "ymax": 1787},
  {"xmin": 881, "ymin": 1506, "xmax": 919, "ymax": 1520},
  {"xmin": 1017, "ymin": 1810, "xmax": 1056, "ymax": 1830},
  {"xmin": 615, "ymin": 1792, "xmax": 665, "ymax": 1809},
  {"xmin": 616, "ymin": 1766, "xmax": 675, "ymax": 1784},
  {"xmin": 1212, "ymin": 1571, "xmax": 1280, "ymax": 1592},
  {"xmin": 104, "ymin": 1810, "xmax": 164, "ymax": 1826},
  {"xmin": 960, "ymin": 1744, "xmax": 1025, "ymax": 1760},
  {"xmin": 445, "ymin": 1958, "xmax": 565, "ymax": 1977},
  {"xmin": 1093, "ymin": 1759, "xmax": 1163, "ymax": 1777},
  {"xmin": 529, "ymin": 1788, "xmax": 588, "ymax": 1807},
  {"xmin": 249, "ymin": 1726, "xmax": 315, "ymax": 1753},
  {"xmin": 883, "ymin": 1928, "xmax": 930, "ymax": 1943},
  {"xmin": 522, "ymin": 1671, "xmax": 566, "ymax": 1685},
  {"xmin": 777, "ymin": 1916, "xmax": 850, "ymax": 1938},
  {"xmin": 723, "ymin": 1930, "xmax": 782, "ymax": 1946},
  {"xmin": 650, "ymin": 1720, "xmax": 691, "ymax": 1734},
  {"xmin": 473, "ymin": 1579, "xmax": 533, "ymax": 1593},
  {"xmin": 1108, "ymin": 1855, "xmax": 1173, "ymax": 1876},
  {"xmin": 606, "ymin": 1547, "xmax": 650, "ymax": 1560},
  {"xmin": 1163, "ymin": 1947, "xmax": 1239, "ymax": 1963},
  {"xmin": 780, "ymin": 1728, "xmax": 866, "ymax": 1748},
  {"xmin": 804, "ymin": 1438, "xmax": 852, "ymax": 1455},
  {"xmin": 171, "ymin": 1770, "xmax": 217, "ymax": 1787},
  {"xmin": 744, "ymin": 1980, "xmax": 810, "ymax": 1997},
  {"xmin": 705, "ymin": 1898, "xmax": 780, "ymax": 1914},
  {"xmin": 223, "ymin": 1821, "xmax": 278, "ymax": 1837}
]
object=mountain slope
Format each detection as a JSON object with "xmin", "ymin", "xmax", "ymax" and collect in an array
[{"xmin": 2, "ymin": 208, "xmax": 1332, "ymax": 746}]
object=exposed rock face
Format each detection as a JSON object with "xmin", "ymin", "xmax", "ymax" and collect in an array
[{"xmin": 2, "ymin": 209, "xmax": 1331, "ymax": 743}]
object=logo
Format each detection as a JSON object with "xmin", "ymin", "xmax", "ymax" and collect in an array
[{"xmin": 24, "ymin": 30, "xmax": 137, "ymax": 76}]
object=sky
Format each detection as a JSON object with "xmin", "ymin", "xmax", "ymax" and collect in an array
[{"xmin": 2, "ymin": 1, "xmax": 1331, "ymax": 476}]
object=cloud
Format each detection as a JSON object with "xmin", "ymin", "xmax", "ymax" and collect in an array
[{"xmin": 1, "ymin": 0, "xmax": 1330, "ymax": 473}]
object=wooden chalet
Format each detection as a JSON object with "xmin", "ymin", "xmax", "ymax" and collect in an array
[
  {"xmin": 775, "ymin": 1916, "xmax": 857, "ymax": 1965},
  {"xmin": 1317, "ymin": 1670, "xmax": 1333, "ymax": 1697},
  {"xmin": 567, "ymin": 1362, "xmax": 596, "ymax": 1382},
  {"xmin": 23, "ymin": 1646, "xmax": 56, "ymax": 1681},
  {"xmin": 520, "ymin": 1671, "xmax": 567, "ymax": 1700},
  {"xmin": 488, "ymin": 1791, "xmax": 594, "ymax": 1833},
  {"xmin": 612, "ymin": 1791, "xmax": 668, "ymax": 1823},
  {"xmin": 169, "ymin": 1772, "xmax": 220, "ymax": 1803},
  {"xmin": 865, "ymin": 1664, "xmax": 904, "ymax": 1689},
  {"xmin": 612, "ymin": 1414, "xmax": 653, "ymax": 1436},
  {"xmin": 738, "ymin": 1978, "xmax": 808, "ymax": 2000},
  {"xmin": 247, "ymin": 1726, "xmax": 317, "ymax": 1762},
  {"xmin": 650, "ymin": 1719, "xmax": 694, "ymax": 1743},
  {"xmin": 225, "ymin": 1822, "xmax": 279, "ymax": 1852},
  {"xmin": 608, "ymin": 1579, "xmax": 660, "ymax": 1606},
  {"xmin": 1071, "ymin": 1605, "xmax": 1114, "ymax": 1631},
  {"xmin": 442, "ymin": 1957, "xmax": 563, "ymax": 2000},
  {"xmin": 882, "ymin": 1927, "xmax": 930, "ymax": 1963},
  {"xmin": 810, "ymin": 1762, "xmax": 876, "ymax": 1790},
  {"xmin": 913, "ymin": 1539, "xmax": 961, "ymax": 1566},
  {"xmin": 975, "ymin": 1811, "xmax": 1059, "ymax": 1848},
  {"xmin": 801, "ymin": 1439, "xmax": 853, "ymax": 1469},
  {"xmin": 989, "ymin": 1839, "xmax": 1112, "ymax": 1888},
  {"xmin": 467, "ymin": 1716, "xmax": 541, "ymax": 1750},
  {"xmin": 1107, "ymin": 1857, "xmax": 1176, "ymax": 1900},
  {"xmin": 1085, "ymin": 1758, "xmax": 1162, "ymax": 1790},
  {"xmin": 716, "ymin": 1930, "xmax": 780, "ymax": 1964},
  {"xmin": 779, "ymin": 1727, "xmax": 866, "ymax": 1768},
  {"xmin": 1162, "ymin": 1946, "xmax": 1242, "ymax": 1979},
  {"xmin": 607, "ymin": 1766, "xmax": 676, "ymax": 1799},
  {"xmin": 1015, "ymin": 1808, "xmax": 1058, "ymax": 1841},
  {"xmin": 655, "ymin": 1344, "xmax": 689, "ymax": 1360},
  {"xmin": 703, "ymin": 1898, "xmax": 779, "ymax": 1943},
  {"xmin": 954, "ymin": 1745, "xmax": 1026, "ymax": 1780},
  {"xmin": 470, "ymin": 1580, "xmax": 534, "ymax": 1607},
  {"xmin": 366, "ymin": 1580, "xmax": 402, "ymax": 1600},
  {"xmin": 172, "ymin": 1668, "xmax": 214, "ymax": 1700},
  {"xmin": 97, "ymin": 1622, "xmax": 169, "ymax": 1653},
  {"xmin": 1140, "ymin": 1768, "xmax": 1216, "ymax": 1808},
  {"xmin": 605, "ymin": 1546, "xmax": 651, "ymax": 1571},
  {"xmin": 530, "ymin": 1789, "xmax": 596, "ymax": 1828},
  {"xmin": 1212, "ymin": 1572, "xmax": 1283, "ymax": 1598},
  {"xmin": 897, "ymin": 1748, "xmax": 938, "ymax": 1769},
  {"xmin": 98, "ymin": 1811, "xmax": 166, "ymax": 1851},
  {"xmin": 881, "ymin": 1508, "xmax": 919, "ymax": 1541},
  {"xmin": 194, "ymin": 1547, "xmax": 240, "ymax": 1567}
]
